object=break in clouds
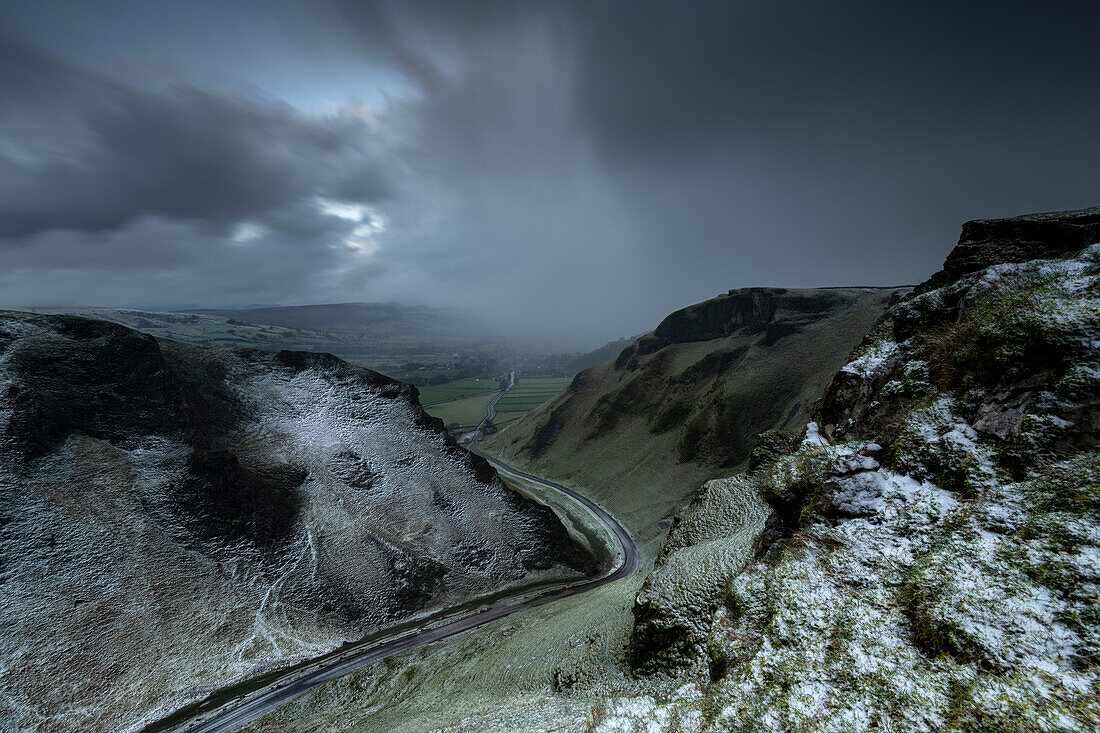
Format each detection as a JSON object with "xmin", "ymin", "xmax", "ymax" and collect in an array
[{"xmin": 1, "ymin": 0, "xmax": 1098, "ymax": 344}]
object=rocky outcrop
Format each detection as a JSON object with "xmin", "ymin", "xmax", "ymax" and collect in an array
[
  {"xmin": 3, "ymin": 316, "xmax": 230, "ymax": 461},
  {"xmin": 613, "ymin": 207, "xmax": 1100, "ymax": 732},
  {"xmin": 821, "ymin": 208, "xmax": 1100, "ymax": 454},
  {"xmin": 617, "ymin": 287, "xmax": 884, "ymax": 367},
  {"xmin": 0, "ymin": 313, "xmax": 591, "ymax": 733},
  {"xmin": 629, "ymin": 475, "xmax": 770, "ymax": 674},
  {"xmin": 916, "ymin": 206, "xmax": 1100, "ymax": 294}
]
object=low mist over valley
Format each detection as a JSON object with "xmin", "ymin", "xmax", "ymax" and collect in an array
[{"xmin": 2, "ymin": 2, "xmax": 1099, "ymax": 732}]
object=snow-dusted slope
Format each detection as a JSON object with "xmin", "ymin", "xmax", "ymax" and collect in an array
[
  {"xmin": 602, "ymin": 207, "xmax": 1100, "ymax": 731},
  {"xmin": 0, "ymin": 315, "xmax": 591, "ymax": 732}
]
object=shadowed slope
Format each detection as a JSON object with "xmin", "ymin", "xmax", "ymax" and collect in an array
[{"xmin": 483, "ymin": 287, "xmax": 906, "ymax": 547}]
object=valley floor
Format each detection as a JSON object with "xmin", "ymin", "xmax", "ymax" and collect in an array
[
  {"xmin": 151, "ymin": 457, "xmax": 637, "ymax": 733},
  {"xmin": 235, "ymin": 457, "xmax": 721, "ymax": 733}
]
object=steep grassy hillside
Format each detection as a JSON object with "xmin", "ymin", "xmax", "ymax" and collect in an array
[
  {"xmin": 0, "ymin": 314, "xmax": 591, "ymax": 733},
  {"xmin": 483, "ymin": 287, "xmax": 907, "ymax": 547}
]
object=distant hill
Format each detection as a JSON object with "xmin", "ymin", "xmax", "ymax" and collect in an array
[
  {"xmin": 567, "ymin": 336, "xmax": 637, "ymax": 374},
  {"xmin": 23, "ymin": 304, "xmax": 501, "ymax": 385},
  {"xmin": 195, "ymin": 302, "xmax": 484, "ymax": 337}
]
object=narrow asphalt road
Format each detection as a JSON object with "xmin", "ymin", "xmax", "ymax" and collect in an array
[
  {"xmin": 468, "ymin": 369, "xmax": 513, "ymax": 441},
  {"xmin": 159, "ymin": 373, "xmax": 638, "ymax": 733}
]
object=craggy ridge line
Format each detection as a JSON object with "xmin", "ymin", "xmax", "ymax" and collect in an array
[{"xmin": 147, "ymin": 379, "xmax": 638, "ymax": 733}]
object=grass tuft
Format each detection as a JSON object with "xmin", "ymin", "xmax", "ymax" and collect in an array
[{"xmin": 927, "ymin": 270, "xmax": 1076, "ymax": 390}]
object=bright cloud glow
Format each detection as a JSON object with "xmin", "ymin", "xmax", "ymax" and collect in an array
[
  {"xmin": 317, "ymin": 198, "xmax": 373, "ymax": 223},
  {"xmin": 231, "ymin": 222, "xmax": 264, "ymax": 243},
  {"xmin": 316, "ymin": 198, "xmax": 386, "ymax": 258}
]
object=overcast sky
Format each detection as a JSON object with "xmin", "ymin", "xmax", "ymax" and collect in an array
[{"xmin": 1, "ymin": 1, "xmax": 1097, "ymax": 345}]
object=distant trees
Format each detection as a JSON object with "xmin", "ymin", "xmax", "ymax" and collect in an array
[{"xmin": 399, "ymin": 354, "xmax": 506, "ymax": 386}]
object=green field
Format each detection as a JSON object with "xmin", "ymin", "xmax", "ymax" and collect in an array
[
  {"xmin": 421, "ymin": 377, "xmax": 571, "ymax": 432},
  {"xmin": 492, "ymin": 409, "xmax": 528, "ymax": 423},
  {"xmin": 416, "ymin": 378, "xmax": 500, "ymax": 404},
  {"xmin": 494, "ymin": 378, "xmax": 571, "ymax": 412},
  {"xmin": 424, "ymin": 391, "xmax": 499, "ymax": 429}
]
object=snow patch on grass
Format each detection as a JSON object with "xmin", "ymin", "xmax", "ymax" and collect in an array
[{"xmin": 840, "ymin": 340, "xmax": 899, "ymax": 377}]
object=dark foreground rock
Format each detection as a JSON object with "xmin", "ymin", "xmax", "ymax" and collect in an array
[{"xmin": 613, "ymin": 207, "xmax": 1100, "ymax": 732}]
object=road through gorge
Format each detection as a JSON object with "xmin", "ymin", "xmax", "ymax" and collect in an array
[{"xmin": 150, "ymin": 376, "xmax": 639, "ymax": 733}]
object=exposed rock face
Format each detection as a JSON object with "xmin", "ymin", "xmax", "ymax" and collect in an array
[
  {"xmin": 0, "ymin": 313, "xmax": 591, "ymax": 733},
  {"xmin": 621, "ymin": 287, "xmax": 894, "ymax": 363},
  {"xmin": 483, "ymin": 287, "xmax": 904, "ymax": 544},
  {"xmin": 916, "ymin": 206, "xmax": 1100, "ymax": 293},
  {"xmin": 641, "ymin": 287, "xmax": 780, "ymax": 352},
  {"xmin": 821, "ymin": 207, "xmax": 1100, "ymax": 454},
  {"xmin": 612, "ymin": 208, "xmax": 1100, "ymax": 732},
  {"xmin": 629, "ymin": 475, "xmax": 770, "ymax": 673}
]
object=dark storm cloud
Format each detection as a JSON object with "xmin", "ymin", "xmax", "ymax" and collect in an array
[
  {"xmin": 0, "ymin": 215, "xmax": 364, "ymax": 307},
  {"xmin": 570, "ymin": 1, "xmax": 1099, "ymax": 164},
  {"xmin": 0, "ymin": 31, "xmax": 94, "ymax": 110},
  {"xmin": 332, "ymin": 1, "xmax": 1098, "ymax": 167},
  {"xmin": 320, "ymin": 0, "xmax": 1100, "ymax": 340},
  {"xmin": 1, "ymin": 90, "xmax": 296, "ymax": 236},
  {"xmin": 0, "ymin": 23, "xmax": 409, "ymax": 315},
  {"xmin": 1, "ymin": 1, "xmax": 1098, "ymax": 344},
  {"xmin": 323, "ymin": 1, "xmax": 1098, "ymax": 149},
  {"xmin": 0, "ymin": 32, "xmax": 394, "ymax": 238}
]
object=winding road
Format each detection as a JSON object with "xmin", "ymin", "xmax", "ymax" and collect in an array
[
  {"xmin": 155, "ymin": 374, "xmax": 638, "ymax": 733},
  {"xmin": 468, "ymin": 370, "xmax": 513, "ymax": 441}
]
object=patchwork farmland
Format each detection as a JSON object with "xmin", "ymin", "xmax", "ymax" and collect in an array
[{"xmin": 423, "ymin": 376, "xmax": 571, "ymax": 432}]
